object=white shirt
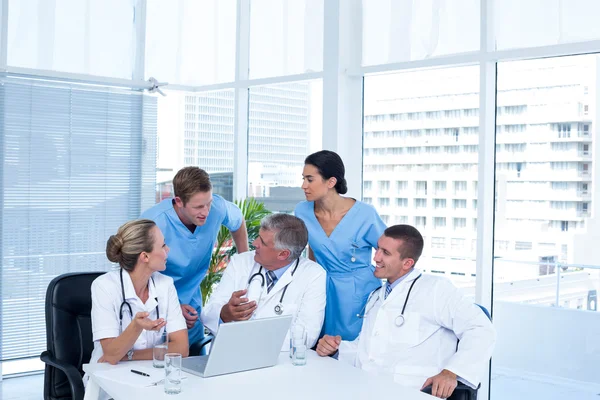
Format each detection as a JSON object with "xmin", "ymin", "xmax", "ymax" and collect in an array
[
  {"xmin": 201, "ymin": 251, "xmax": 327, "ymax": 349},
  {"xmin": 89, "ymin": 269, "xmax": 187, "ymax": 365},
  {"xmin": 338, "ymin": 268, "xmax": 496, "ymax": 390}
]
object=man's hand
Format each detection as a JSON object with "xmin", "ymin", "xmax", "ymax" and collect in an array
[
  {"xmin": 133, "ymin": 311, "xmax": 166, "ymax": 331},
  {"xmin": 316, "ymin": 335, "xmax": 341, "ymax": 357},
  {"xmin": 181, "ymin": 304, "xmax": 198, "ymax": 329},
  {"xmin": 220, "ymin": 290, "xmax": 257, "ymax": 322},
  {"xmin": 421, "ymin": 369, "xmax": 458, "ymax": 399}
]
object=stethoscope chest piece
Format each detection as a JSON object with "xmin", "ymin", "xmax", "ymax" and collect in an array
[
  {"xmin": 394, "ymin": 314, "xmax": 405, "ymax": 327},
  {"xmin": 274, "ymin": 303, "xmax": 283, "ymax": 315}
]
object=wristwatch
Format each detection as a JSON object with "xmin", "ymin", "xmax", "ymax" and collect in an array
[{"xmin": 127, "ymin": 348, "xmax": 134, "ymax": 361}]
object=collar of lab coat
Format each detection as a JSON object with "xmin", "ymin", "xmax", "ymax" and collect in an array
[
  {"xmin": 382, "ymin": 268, "xmax": 422, "ymax": 304},
  {"xmin": 121, "ymin": 270, "xmax": 159, "ymax": 311},
  {"xmin": 261, "ymin": 259, "xmax": 299, "ymax": 303}
]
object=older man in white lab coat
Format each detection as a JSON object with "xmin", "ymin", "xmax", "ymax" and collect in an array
[
  {"xmin": 202, "ymin": 213, "xmax": 326, "ymax": 349},
  {"xmin": 317, "ymin": 225, "xmax": 496, "ymax": 399}
]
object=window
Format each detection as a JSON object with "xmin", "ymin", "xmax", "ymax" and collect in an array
[
  {"xmin": 415, "ymin": 199, "xmax": 427, "ymax": 209},
  {"xmin": 379, "ymin": 181, "xmax": 391, "ymax": 192},
  {"xmin": 415, "ymin": 181, "xmax": 428, "ymax": 195},
  {"xmin": 432, "ymin": 237, "xmax": 446, "ymax": 249},
  {"xmin": 453, "ymin": 199, "xmax": 467, "ymax": 209},
  {"xmin": 8, "ymin": 0, "xmax": 136, "ymax": 78},
  {"xmin": 247, "ymin": 81, "xmax": 322, "ymax": 211},
  {"xmin": 433, "ymin": 217, "xmax": 447, "ymax": 228},
  {"xmin": 434, "ymin": 199, "xmax": 447, "ymax": 209},
  {"xmin": 158, "ymin": 90, "xmax": 235, "ymax": 196},
  {"xmin": 379, "ymin": 198, "xmax": 390, "ymax": 207},
  {"xmin": 515, "ymin": 241, "xmax": 533, "ymax": 251},
  {"xmin": 396, "ymin": 181, "xmax": 408, "ymax": 193},
  {"xmin": 434, "ymin": 181, "xmax": 447, "ymax": 193},
  {"xmin": 396, "ymin": 198, "xmax": 408, "ymax": 208},
  {"xmin": 249, "ymin": 0, "xmax": 324, "ymax": 78},
  {"xmin": 1, "ymin": 78, "xmax": 156, "ymax": 363},
  {"xmin": 451, "ymin": 238, "xmax": 466, "ymax": 250},
  {"xmin": 362, "ymin": 0, "xmax": 480, "ymax": 65},
  {"xmin": 495, "ymin": 1, "xmax": 600, "ymax": 49},
  {"xmin": 364, "ymin": 65, "xmax": 479, "ymax": 286},
  {"xmin": 146, "ymin": 0, "xmax": 237, "ymax": 85},
  {"xmin": 454, "ymin": 181, "xmax": 467, "ymax": 193},
  {"xmin": 453, "ymin": 218, "xmax": 467, "ymax": 229},
  {"xmin": 395, "ymin": 216, "xmax": 409, "ymax": 224}
]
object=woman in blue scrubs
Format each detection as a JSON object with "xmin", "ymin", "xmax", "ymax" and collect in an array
[{"xmin": 294, "ymin": 150, "xmax": 386, "ymax": 340}]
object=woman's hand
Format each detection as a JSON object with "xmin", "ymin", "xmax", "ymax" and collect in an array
[{"xmin": 133, "ymin": 311, "xmax": 166, "ymax": 331}]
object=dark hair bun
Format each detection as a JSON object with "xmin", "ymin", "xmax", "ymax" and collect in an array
[{"xmin": 335, "ymin": 177, "xmax": 348, "ymax": 194}]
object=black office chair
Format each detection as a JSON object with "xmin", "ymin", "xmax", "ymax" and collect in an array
[
  {"xmin": 188, "ymin": 332, "xmax": 214, "ymax": 356},
  {"xmin": 40, "ymin": 272, "xmax": 103, "ymax": 400},
  {"xmin": 422, "ymin": 304, "xmax": 491, "ymax": 400}
]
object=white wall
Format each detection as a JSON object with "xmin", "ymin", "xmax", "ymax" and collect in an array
[{"xmin": 493, "ymin": 301, "xmax": 600, "ymax": 386}]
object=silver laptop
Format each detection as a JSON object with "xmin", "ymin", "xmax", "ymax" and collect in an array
[{"xmin": 182, "ymin": 315, "xmax": 292, "ymax": 378}]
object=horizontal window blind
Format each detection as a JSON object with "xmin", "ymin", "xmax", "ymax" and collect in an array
[{"xmin": 0, "ymin": 77, "xmax": 157, "ymax": 361}]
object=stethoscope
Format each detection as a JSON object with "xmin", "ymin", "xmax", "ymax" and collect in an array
[
  {"xmin": 356, "ymin": 274, "xmax": 421, "ymax": 327},
  {"xmin": 119, "ymin": 268, "xmax": 159, "ymax": 332},
  {"xmin": 246, "ymin": 258, "xmax": 300, "ymax": 315}
]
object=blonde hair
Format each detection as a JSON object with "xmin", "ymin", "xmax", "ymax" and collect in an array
[
  {"xmin": 106, "ymin": 219, "xmax": 156, "ymax": 271},
  {"xmin": 173, "ymin": 166, "xmax": 212, "ymax": 205}
]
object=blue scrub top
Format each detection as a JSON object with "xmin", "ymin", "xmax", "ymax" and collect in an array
[
  {"xmin": 294, "ymin": 200, "xmax": 386, "ymax": 341},
  {"xmin": 141, "ymin": 194, "xmax": 243, "ymax": 343}
]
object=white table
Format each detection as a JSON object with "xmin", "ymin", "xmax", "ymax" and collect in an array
[{"xmin": 83, "ymin": 351, "xmax": 434, "ymax": 400}]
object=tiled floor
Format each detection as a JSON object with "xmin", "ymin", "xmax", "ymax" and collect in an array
[
  {"xmin": 0, "ymin": 373, "xmax": 44, "ymax": 400},
  {"xmin": 1, "ymin": 371, "xmax": 599, "ymax": 400}
]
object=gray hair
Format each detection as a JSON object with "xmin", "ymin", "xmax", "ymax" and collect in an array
[{"xmin": 260, "ymin": 213, "xmax": 308, "ymax": 261}]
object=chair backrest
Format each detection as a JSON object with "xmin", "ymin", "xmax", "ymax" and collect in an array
[
  {"xmin": 44, "ymin": 272, "xmax": 103, "ymax": 400},
  {"xmin": 476, "ymin": 304, "xmax": 492, "ymax": 320}
]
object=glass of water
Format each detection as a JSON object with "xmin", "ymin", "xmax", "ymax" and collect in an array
[
  {"xmin": 164, "ymin": 353, "xmax": 182, "ymax": 395},
  {"xmin": 289, "ymin": 324, "xmax": 306, "ymax": 359},
  {"xmin": 153, "ymin": 330, "xmax": 168, "ymax": 368},
  {"xmin": 291, "ymin": 332, "xmax": 308, "ymax": 366}
]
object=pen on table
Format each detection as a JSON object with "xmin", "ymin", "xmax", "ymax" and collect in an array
[{"xmin": 131, "ymin": 369, "xmax": 151, "ymax": 377}]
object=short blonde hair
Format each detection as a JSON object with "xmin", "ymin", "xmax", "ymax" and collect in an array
[
  {"xmin": 173, "ymin": 166, "xmax": 212, "ymax": 205},
  {"xmin": 106, "ymin": 219, "xmax": 156, "ymax": 271}
]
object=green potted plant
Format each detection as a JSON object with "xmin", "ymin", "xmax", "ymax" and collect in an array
[{"xmin": 200, "ymin": 198, "xmax": 271, "ymax": 305}]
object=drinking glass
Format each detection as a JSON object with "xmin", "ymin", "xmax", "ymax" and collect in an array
[
  {"xmin": 289, "ymin": 324, "xmax": 306, "ymax": 358},
  {"xmin": 164, "ymin": 353, "xmax": 182, "ymax": 395},
  {"xmin": 153, "ymin": 330, "xmax": 168, "ymax": 368},
  {"xmin": 291, "ymin": 334, "xmax": 308, "ymax": 366}
]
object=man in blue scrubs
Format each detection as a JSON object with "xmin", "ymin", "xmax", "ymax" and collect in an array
[{"xmin": 141, "ymin": 167, "xmax": 249, "ymax": 346}]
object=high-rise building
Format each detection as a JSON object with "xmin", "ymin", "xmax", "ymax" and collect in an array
[
  {"xmin": 363, "ymin": 56, "xmax": 599, "ymax": 288},
  {"xmin": 175, "ymin": 83, "xmax": 310, "ymax": 198}
]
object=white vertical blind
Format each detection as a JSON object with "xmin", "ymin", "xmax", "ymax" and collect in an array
[{"xmin": 0, "ymin": 77, "xmax": 157, "ymax": 360}]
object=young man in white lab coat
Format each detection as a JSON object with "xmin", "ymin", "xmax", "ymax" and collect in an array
[
  {"xmin": 201, "ymin": 213, "xmax": 326, "ymax": 349},
  {"xmin": 316, "ymin": 225, "xmax": 496, "ymax": 399}
]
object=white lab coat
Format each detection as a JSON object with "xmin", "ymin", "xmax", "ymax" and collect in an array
[
  {"xmin": 85, "ymin": 269, "xmax": 187, "ymax": 400},
  {"xmin": 338, "ymin": 268, "xmax": 496, "ymax": 390},
  {"xmin": 201, "ymin": 251, "xmax": 326, "ymax": 350}
]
